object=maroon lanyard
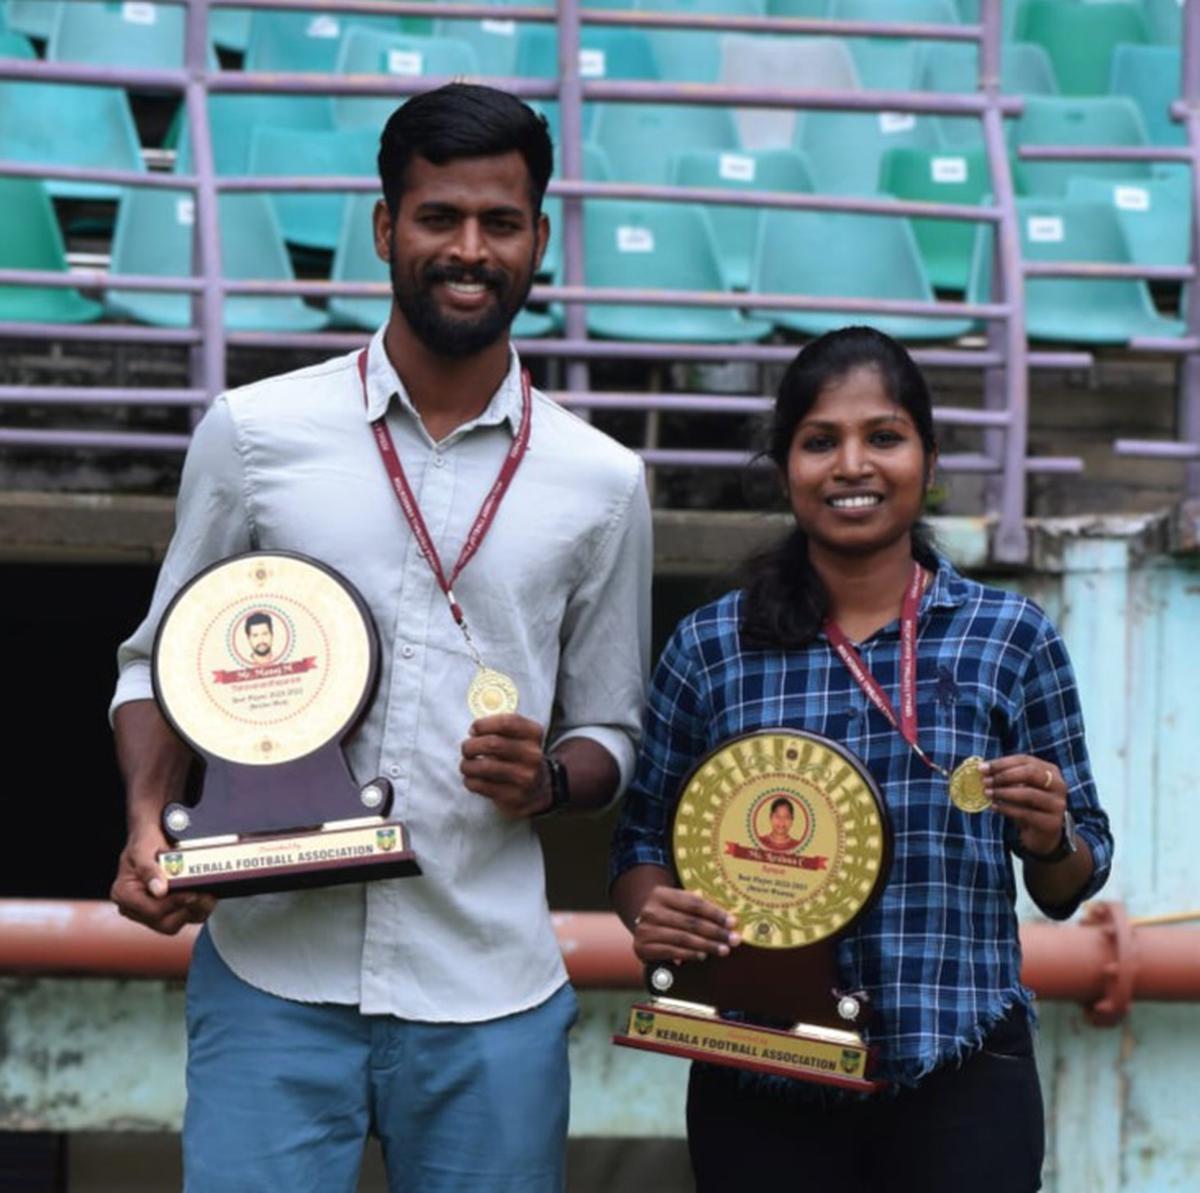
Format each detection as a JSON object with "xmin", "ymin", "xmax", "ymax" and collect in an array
[
  {"xmin": 822, "ymin": 563, "xmax": 949, "ymax": 778},
  {"xmin": 357, "ymin": 348, "xmax": 531, "ymax": 639}
]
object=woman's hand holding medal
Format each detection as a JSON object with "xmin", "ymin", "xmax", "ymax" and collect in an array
[
  {"xmin": 981, "ymin": 755, "xmax": 1067, "ymax": 856},
  {"xmin": 632, "ymin": 887, "xmax": 742, "ymax": 965}
]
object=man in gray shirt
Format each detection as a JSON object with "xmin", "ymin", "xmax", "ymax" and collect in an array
[{"xmin": 110, "ymin": 84, "xmax": 651, "ymax": 1191}]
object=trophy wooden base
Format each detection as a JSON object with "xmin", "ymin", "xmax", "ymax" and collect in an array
[
  {"xmin": 613, "ymin": 999, "xmax": 885, "ymax": 1093},
  {"xmin": 157, "ymin": 817, "xmax": 420, "ymax": 898}
]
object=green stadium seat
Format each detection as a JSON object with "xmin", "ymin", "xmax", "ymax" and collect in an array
[
  {"xmin": 879, "ymin": 146, "xmax": 992, "ymax": 290},
  {"xmin": 1014, "ymin": 95, "xmax": 1152, "ymax": 197},
  {"xmin": 1143, "ymin": 0, "xmax": 1183, "ymax": 45},
  {"xmin": 0, "ymin": 175, "xmax": 102, "ymax": 323},
  {"xmin": 244, "ymin": 10, "xmax": 410, "ymax": 74},
  {"xmin": 332, "ymin": 29, "xmax": 480, "ymax": 129},
  {"xmin": 327, "ymin": 191, "xmax": 561, "ymax": 337},
  {"xmin": 514, "ymin": 23, "xmax": 660, "ymax": 81},
  {"xmin": 105, "ymin": 189, "xmax": 329, "ymax": 331},
  {"xmin": 829, "ymin": 0, "xmax": 963, "ymax": 92},
  {"xmin": 797, "ymin": 108, "xmax": 941, "ymax": 195},
  {"xmin": 5, "ymin": 1, "xmax": 59, "ymax": 40},
  {"xmin": 433, "ymin": 0, "xmax": 550, "ymax": 78},
  {"xmin": 175, "ymin": 93, "xmax": 336, "ymax": 176},
  {"xmin": 590, "ymin": 103, "xmax": 740, "ymax": 184},
  {"xmin": 634, "ymin": 0, "xmax": 766, "ymax": 85},
  {"xmin": 967, "ymin": 194, "xmax": 1185, "ymax": 343},
  {"xmin": 1014, "ymin": 0, "xmax": 1149, "ymax": 96},
  {"xmin": 0, "ymin": 27, "xmax": 35, "ymax": 56},
  {"xmin": 669, "ymin": 147, "xmax": 815, "ymax": 290},
  {"xmin": 720, "ymin": 33, "xmax": 860, "ymax": 150},
  {"xmin": 210, "ymin": 8, "xmax": 252, "ymax": 54},
  {"xmin": 917, "ymin": 40, "xmax": 1057, "ymax": 148},
  {"xmin": 248, "ymin": 124, "xmax": 378, "ymax": 252},
  {"xmin": 47, "ymin": 1, "xmax": 184, "ymax": 69},
  {"xmin": 584, "ymin": 200, "xmax": 771, "ymax": 341},
  {"xmin": 1065, "ymin": 173, "xmax": 1191, "ymax": 267},
  {"xmin": 1109, "ymin": 43, "xmax": 1185, "ymax": 147},
  {"xmin": 0, "ymin": 79, "xmax": 144, "ymax": 200},
  {"xmin": 750, "ymin": 203, "xmax": 974, "ymax": 340}
]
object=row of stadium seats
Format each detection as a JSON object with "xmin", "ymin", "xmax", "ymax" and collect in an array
[
  {"xmin": 2, "ymin": 162, "xmax": 1185, "ymax": 346},
  {"xmin": 0, "ymin": 0, "xmax": 1186, "ymax": 92}
]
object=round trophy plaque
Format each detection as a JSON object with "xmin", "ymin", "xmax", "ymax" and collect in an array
[
  {"xmin": 615, "ymin": 729, "xmax": 893, "ymax": 1091},
  {"xmin": 153, "ymin": 552, "xmax": 375, "ymax": 767},
  {"xmin": 148, "ymin": 552, "xmax": 419, "ymax": 897},
  {"xmin": 673, "ymin": 729, "xmax": 889, "ymax": 950}
]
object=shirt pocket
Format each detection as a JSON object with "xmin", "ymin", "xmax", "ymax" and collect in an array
[{"xmin": 926, "ymin": 667, "xmax": 1006, "ymax": 769}]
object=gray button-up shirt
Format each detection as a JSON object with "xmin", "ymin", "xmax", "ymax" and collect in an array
[{"xmin": 113, "ymin": 328, "xmax": 652, "ymax": 1021}]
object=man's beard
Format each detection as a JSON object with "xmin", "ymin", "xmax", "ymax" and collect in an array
[
  {"xmin": 252, "ymin": 644, "xmax": 271, "ymax": 657},
  {"xmin": 389, "ymin": 252, "xmax": 536, "ymax": 358}
]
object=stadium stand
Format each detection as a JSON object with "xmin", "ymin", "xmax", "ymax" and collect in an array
[{"xmin": 0, "ymin": 0, "xmax": 1197, "ymax": 563}]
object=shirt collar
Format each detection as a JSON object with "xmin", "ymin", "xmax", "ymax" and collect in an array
[
  {"xmin": 922, "ymin": 552, "xmax": 970, "ymax": 612},
  {"xmin": 360, "ymin": 326, "xmax": 526, "ymax": 437}
]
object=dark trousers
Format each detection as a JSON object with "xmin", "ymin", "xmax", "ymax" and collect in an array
[{"xmin": 686, "ymin": 1006, "xmax": 1044, "ymax": 1193}]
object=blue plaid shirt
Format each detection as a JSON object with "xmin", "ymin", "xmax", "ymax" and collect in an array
[{"xmin": 611, "ymin": 556, "xmax": 1113, "ymax": 1086}]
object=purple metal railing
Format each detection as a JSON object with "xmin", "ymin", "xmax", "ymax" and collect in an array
[{"xmin": 1, "ymin": 0, "xmax": 1194, "ymax": 551}]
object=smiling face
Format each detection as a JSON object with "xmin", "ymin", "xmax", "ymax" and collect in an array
[
  {"xmin": 785, "ymin": 365, "xmax": 934, "ymax": 560},
  {"xmin": 247, "ymin": 622, "xmax": 273, "ymax": 660},
  {"xmin": 374, "ymin": 151, "xmax": 548, "ymax": 358},
  {"xmin": 768, "ymin": 801, "xmax": 794, "ymax": 842}
]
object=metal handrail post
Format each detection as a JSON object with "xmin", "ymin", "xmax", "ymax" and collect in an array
[
  {"xmin": 981, "ymin": 0, "xmax": 1029, "ymax": 563},
  {"xmin": 1178, "ymin": 0, "xmax": 1200, "ymax": 500},
  {"xmin": 184, "ymin": 0, "xmax": 226, "ymax": 404},
  {"xmin": 556, "ymin": 0, "xmax": 589, "ymax": 397}
]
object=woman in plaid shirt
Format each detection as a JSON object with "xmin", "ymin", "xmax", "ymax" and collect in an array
[{"xmin": 611, "ymin": 326, "xmax": 1112, "ymax": 1192}]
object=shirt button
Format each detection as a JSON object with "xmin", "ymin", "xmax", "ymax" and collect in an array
[
  {"xmin": 388, "ymin": 764, "xmax": 401, "ymax": 778},
  {"xmin": 401, "ymin": 644, "xmax": 416, "ymax": 659},
  {"xmin": 433, "ymin": 453, "xmax": 446, "ymax": 468}
]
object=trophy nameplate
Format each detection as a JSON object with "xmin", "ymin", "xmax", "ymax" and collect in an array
[
  {"xmin": 613, "ymin": 729, "xmax": 892, "ymax": 1091},
  {"xmin": 151, "ymin": 551, "xmax": 420, "ymax": 897}
]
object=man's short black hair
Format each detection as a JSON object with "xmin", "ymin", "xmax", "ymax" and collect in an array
[
  {"xmin": 378, "ymin": 83, "xmax": 554, "ymax": 218},
  {"xmin": 244, "ymin": 611, "xmax": 273, "ymax": 638}
]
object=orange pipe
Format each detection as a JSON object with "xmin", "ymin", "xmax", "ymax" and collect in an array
[{"xmin": 1, "ymin": 901, "xmax": 1198, "ymax": 1021}]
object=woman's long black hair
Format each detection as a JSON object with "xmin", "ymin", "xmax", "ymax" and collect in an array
[{"xmin": 740, "ymin": 326, "xmax": 940, "ymax": 651}]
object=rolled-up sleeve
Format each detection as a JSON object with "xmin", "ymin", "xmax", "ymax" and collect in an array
[
  {"xmin": 547, "ymin": 460, "xmax": 652, "ymax": 799},
  {"xmin": 1011, "ymin": 623, "xmax": 1114, "ymax": 919},
  {"xmin": 110, "ymin": 397, "xmax": 254, "ymax": 719},
  {"xmin": 609, "ymin": 620, "xmax": 710, "ymax": 884}
]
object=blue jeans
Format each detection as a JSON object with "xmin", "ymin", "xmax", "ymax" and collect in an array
[{"xmin": 183, "ymin": 928, "xmax": 577, "ymax": 1193}]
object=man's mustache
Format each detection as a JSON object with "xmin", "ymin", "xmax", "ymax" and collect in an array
[{"xmin": 422, "ymin": 263, "xmax": 507, "ymax": 290}]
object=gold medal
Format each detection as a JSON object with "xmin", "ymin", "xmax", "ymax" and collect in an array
[
  {"xmin": 467, "ymin": 667, "xmax": 520, "ymax": 719},
  {"xmin": 949, "ymin": 755, "xmax": 990, "ymax": 813}
]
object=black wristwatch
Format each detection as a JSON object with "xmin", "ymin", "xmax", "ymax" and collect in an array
[
  {"xmin": 1013, "ymin": 809, "xmax": 1077, "ymax": 865},
  {"xmin": 534, "ymin": 755, "xmax": 571, "ymax": 817}
]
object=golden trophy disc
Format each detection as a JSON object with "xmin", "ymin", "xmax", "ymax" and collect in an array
[{"xmin": 614, "ymin": 729, "xmax": 892, "ymax": 1091}]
